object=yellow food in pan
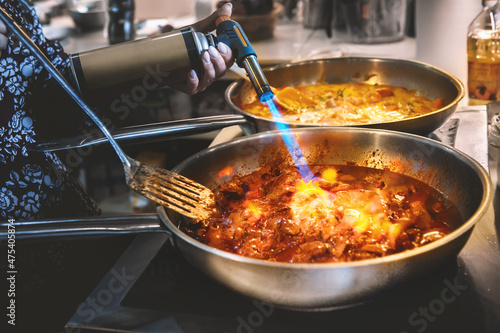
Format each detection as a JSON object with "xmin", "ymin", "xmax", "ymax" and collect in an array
[{"xmin": 238, "ymin": 83, "xmax": 443, "ymax": 125}]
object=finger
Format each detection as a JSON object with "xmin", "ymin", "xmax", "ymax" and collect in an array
[
  {"xmin": 217, "ymin": 42, "xmax": 234, "ymax": 69},
  {"xmin": 185, "ymin": 70, "xmax": 200, "ymax": 95},
  {"xmin": 207, "ymin": 46, "xmax": 227, "ymax": 78},
  {"xmin": 0, "ymin": 21, "xmax": 6, "ymax": 34},
  {"xmin": 172, "ymin": 70, "xmax": 199, "ymax": 95},
  {"xmin": 217, "ymin": 2, "xmax": 233, "ymax": 17},
  {"xmin": 191, "ymin": 2, "xmax": 233, "ymax": 32},
  {"xmin": 198, "ymin": 50, "xmax": 216, "ymax": 91}
]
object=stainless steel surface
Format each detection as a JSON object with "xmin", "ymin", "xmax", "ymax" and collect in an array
[
  {"xmin": 30, "ymin": 115, "xmax": 247, "ymax": 152},
  {"xmin": 454, "ymin": 107, "xmax": 490, "ymax": 169},
  {"xmin": 225, "ymin": 57, "xmax": 465, "ymax": 135},
  {"xmin": 157, "ymin": 127, "xmax": 492, "ymax": 310}
]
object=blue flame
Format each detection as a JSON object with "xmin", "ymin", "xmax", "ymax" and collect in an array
[{"xmin": 260, "ymin": 92, "xmax": 315, "ymax": 182}]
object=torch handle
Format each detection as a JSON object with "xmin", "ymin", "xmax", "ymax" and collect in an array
[{"xmin": 214, "ymin": 18, "xmax": 272, "ymax": 100}]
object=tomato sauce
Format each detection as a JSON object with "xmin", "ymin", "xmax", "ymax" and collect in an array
[{"xmin": 182, "ymin": 163, "xmax": 462, "ymax": 263}]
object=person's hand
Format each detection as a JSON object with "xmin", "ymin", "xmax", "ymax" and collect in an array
[{"xmin": 172, "ymin": 3, "xmax": 234, "ymax": 95}]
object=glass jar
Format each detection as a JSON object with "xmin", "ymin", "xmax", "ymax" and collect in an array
[{"xmin": 467, "ymin": 0, "xmax": 500, "ymax": 105}]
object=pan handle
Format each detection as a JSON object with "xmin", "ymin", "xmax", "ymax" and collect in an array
[
  {"xmin": 0, "ymin": 214, "xmax": 166, "ymax": 240},
  {"xmin": 29, "ymin": 114, "xmax": 250, "ymax": 152}
]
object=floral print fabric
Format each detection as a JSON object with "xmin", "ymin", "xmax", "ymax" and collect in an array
[{"xmin": 0, "ymin": 0, "xmax": 99, "ymax": 220}]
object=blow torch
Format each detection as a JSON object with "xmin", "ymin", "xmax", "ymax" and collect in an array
[{"xmin": 69, "ymin": 18, "xmax": 272, "ymax": 104}]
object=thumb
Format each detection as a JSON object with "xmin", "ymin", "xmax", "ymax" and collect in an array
[{"xmin": 191, "ymin": 2, "xmax": 233, "ymax": 32}]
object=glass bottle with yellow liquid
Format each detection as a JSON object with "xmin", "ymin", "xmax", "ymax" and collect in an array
[{"xmin": 468, "ymin": 0, "xmax": 500, "ymax": 105}]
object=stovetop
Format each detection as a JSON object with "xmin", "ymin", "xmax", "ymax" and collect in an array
[{"xmin": 66, "ymin": 107, "xmax": 500, "ymax": 333}]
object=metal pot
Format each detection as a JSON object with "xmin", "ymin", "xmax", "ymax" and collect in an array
[
  {"xmin": 225, "ymin": 57, "xmax": 465, "ymax": 135},
  {"xmin": 4, "ymin": 128, "xmax": 492, "ymax": 311}
]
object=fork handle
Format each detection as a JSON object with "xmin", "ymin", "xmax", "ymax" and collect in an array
[{"xmin": 0, "ymin": 8, "xmax": 132, "ymax": 168}]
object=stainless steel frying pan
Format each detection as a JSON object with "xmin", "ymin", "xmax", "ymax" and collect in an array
[
  {"xmin": 225, "ymin": 57, "xmax": 465, "ymax": 135},
  {"xmin": 155, "ymin": 127, "xmax": 491, "ymax": 310}
]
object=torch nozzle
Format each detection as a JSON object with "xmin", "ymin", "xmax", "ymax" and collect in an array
[
  {"xmin": 214, "ymin": 18, "xmax": 272, "ymax": 100},
  {"xmin": 242, "ymin": 55, "xmax": 273, "ymax": 101}
]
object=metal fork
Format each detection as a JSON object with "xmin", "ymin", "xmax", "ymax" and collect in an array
[{"xmin": 0, "ymin": 8, "xmax": 215, "ymax": 220}]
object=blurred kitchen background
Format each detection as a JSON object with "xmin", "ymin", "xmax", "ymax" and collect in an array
[{"xmin": 21, "ymin": 0, "xmax": 482, "ymax": 213}]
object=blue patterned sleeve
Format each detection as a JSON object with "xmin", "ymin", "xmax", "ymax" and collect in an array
[{"xmin": 0, "ymin": 0, "xmax": 101, "ymax": 220}]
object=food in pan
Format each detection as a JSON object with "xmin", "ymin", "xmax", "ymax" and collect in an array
[
  {"xmin": 236, "ymin": 83, "xmax": 444, "ymax": 126},
  {"xmin": 182, "ymin": 162, "xmax": 461, "ymax": 263}
]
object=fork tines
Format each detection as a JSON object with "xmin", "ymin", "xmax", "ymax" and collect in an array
[{"xmin": 132, "ymin": 166, "xmax": 215, "ymax": 221}]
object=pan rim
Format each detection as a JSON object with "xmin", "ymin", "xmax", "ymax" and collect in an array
[{"xmin": 161, "ymin": 127, "xmax": 492, "ymax": 270}]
